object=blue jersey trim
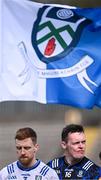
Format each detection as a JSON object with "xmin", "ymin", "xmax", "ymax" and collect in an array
[
  {"xmin": 7, "ymin": 163, "xmax": 15, "ymax": 174},
  {"xmin": 17, "ymin": 159, "xmax": 41, "ymax": 171}
]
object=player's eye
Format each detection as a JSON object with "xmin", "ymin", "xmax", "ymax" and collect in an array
[
  {"xmin": 24, "ymin": 147, "xmax": 31, "ymax": 150},
  {"xmin": 82, "ymin": 140, "xmax": 86, "ymax": 144},
  {"xmin": 16, "ymin": 146, "xmax": 22, "ymax": 150}
]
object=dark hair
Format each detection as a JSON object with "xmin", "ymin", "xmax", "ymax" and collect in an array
[
  {"xmin": 15, "ymin": 127, "xmax": 37, "ymax": 144},
  {"xmin": 61, "ymin": 124, "xmax": 84, "ymax": 142}
]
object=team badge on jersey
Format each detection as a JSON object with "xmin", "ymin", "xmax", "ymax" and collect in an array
[
  {"xmin": 31, "ymin": 6, "xmax": 92, "ymax": 64},
  {"xmin": 77, "ymin": 170, "xmax": 83, "ymax": 177}
]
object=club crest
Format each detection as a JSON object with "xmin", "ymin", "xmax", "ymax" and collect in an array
[
  {"xmin": 18, "ymin": 6, "xmax": 97, "ymax": 94},
  {"xmin": 31, "ymin": 6, "xmax": 92, "ymax": 64}
]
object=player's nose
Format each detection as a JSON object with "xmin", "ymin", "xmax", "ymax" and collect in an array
[{"xmin": 21, "ymin": 148, "xmax": 26, "ymax": 154}]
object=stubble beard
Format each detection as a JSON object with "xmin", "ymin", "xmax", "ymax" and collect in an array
[{"xmin": 19, "ymin": 157, "xmax": 32, "ymax": 167}]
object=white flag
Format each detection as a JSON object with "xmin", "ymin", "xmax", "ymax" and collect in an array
[
  {"xmin": 1, "ymin": 0, "xmax": 47, "ymax": 103},
  {"xmin": 1, "ymin": 0, "xmax": 101, "ymax": 108}
]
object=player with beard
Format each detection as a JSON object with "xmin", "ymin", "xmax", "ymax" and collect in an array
[
  {"xmin": 0, "ymin": 127, "xmax": 59, "ymax": 180},
  {"xmin": 47, "ymin": 124, "xmax": 101, "ymax": 179}
]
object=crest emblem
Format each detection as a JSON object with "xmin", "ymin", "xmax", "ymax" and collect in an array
[
  {"xmin": 77, "ymin": 170, "xmax": 83, "ymax": 177},
  {"xmin": 18, "ymin": 6, "xmax": 97, "ymax": 94},
  {"xmin": 31, "ymin": 6, "xmax": 92, "ymax": 64}
]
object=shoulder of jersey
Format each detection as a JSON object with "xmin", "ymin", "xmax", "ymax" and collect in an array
[
  {"xmin": 48, "ymin": 157, "xmax": 63, "ymax": 169},
  {"xmin": 39, "ymin": 161, "xmax": 56, "ymax": 176},
  {"xmin": 0, "ymin": 161, "xmax": 17, "ymax": 175},
  {"xmin": 82, "ymin": 157, "xmax": 100, "ymax": 171}
]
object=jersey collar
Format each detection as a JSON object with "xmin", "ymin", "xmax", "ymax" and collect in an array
[{"xmin": 17, "ymin": 159, "xmax": 41, "ymax": 171}]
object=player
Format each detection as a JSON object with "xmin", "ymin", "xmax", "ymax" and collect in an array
[
  {"xmin": 0, "ymin": 127, "xmax": 59, "ymax": 180},
  {"xmin": 47, "ymin": 124, "xmax": 101, "ymax": 179}
]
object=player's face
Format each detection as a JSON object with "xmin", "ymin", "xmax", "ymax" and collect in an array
[
  {"xmin": 61, "ymin": 132, "xmax": 86, "ymax": 162},
  {"xmin": 15, "ymin": 137, "xmax": 39, "ymax": 167}
]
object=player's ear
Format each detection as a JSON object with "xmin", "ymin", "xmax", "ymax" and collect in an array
[
  {"xmin": 34, "ymin": 143, "xmax": 39, "ymax": 152},
  {"xmin": 61, "ymin": 141, "xmax": 67, "ymax": 150}
]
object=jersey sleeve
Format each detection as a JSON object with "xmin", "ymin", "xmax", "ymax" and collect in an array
[
  {"xmin": 82, "ymin": 162, "xmax": 101, "ymax": 179},
  {"xmin": 47, "ymin": 166, "xmax": 59, "ymax": 180},
  {"xmin": 0, "ymin": 167, "xmax": 9, "ymax": 179}
]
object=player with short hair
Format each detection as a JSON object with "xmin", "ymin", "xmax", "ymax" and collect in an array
[
  {"xmin": 47, "ymin": 124, "xmax": 101, "ymax": 179},
  {"xmin": 0, "ymin": 127, "xmax": 59, "ymax": 180}
]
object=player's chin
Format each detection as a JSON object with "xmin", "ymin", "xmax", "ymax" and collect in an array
[
  {"xmin": 19, "ymin": 158, "xmax": 29, "ymax": 164},
  {"xmin": 74, "ymin": 152, "xmax": 85, "ymax": 159},
  {"xmin": 76, "ymin": 154, "xmax": 84, "ymax": 159}
]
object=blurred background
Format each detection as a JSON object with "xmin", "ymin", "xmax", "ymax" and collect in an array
[
  {"xmin": 31, "ymin": 0, "xmax": 101, "ymax": 7},
  {"xmin": 0, "ymin": 0, "xmax": 101, "ymax": 169},
  {"xmin": 0, "ymin": 102, "xmax": 101, "ymax": 169}
]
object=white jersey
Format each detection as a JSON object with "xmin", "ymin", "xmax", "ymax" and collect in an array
[{"xmin": 0, "ymin": 160, "xmax": 59, "ymax": 180}]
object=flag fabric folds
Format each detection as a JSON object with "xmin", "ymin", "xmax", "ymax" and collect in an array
[{"xmin": 1, "ymin": 0, "xmax": 101, "ymax": 108}]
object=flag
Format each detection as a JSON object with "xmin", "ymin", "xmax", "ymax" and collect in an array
[{"xmin": 1, "ymin": 0, "xmax": 101, "ymax": 108}]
